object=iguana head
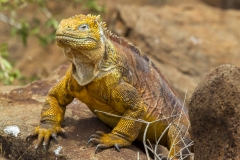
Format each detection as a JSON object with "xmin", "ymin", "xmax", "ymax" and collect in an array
[
  {"xmin": 55, "ymin": 14, "xmax": 109, "ymax": 86},
  {"xmin": 56, "ymin": 14, "xmax": 105, "ymax": 50}
]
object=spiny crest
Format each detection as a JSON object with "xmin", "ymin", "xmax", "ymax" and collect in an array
[
  {"xmin": 59, "ymin": 14, "xmax": 102, "ymax": 32},
  {"xmin": 95, "ymin": 16, "xmax": 151, "ymax": 64},
  {"xmin": 104, "ymin": 27, "xmax": 155, "ymax": 69},
  {"xmin": 70, "ymin": 14, "xmax": 99, "ymax": 25},
  {"xmin": 90, "ymin": 15, "xmax": 151, "ymax": 66},
  {"xmin": 68, "ymin": 14, "xmax": 119, "ymax": 39}
]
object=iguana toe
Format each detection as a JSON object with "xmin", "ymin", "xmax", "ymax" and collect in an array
[
  {"xmin": 34, "ymin": 135, "xmax": 43, "ymax": 150},
  {"xmin": 87, "ymin": 131, "xmax": 131, "ymax": 153},
  {"xmin": 87, "ymin": 137, "xmax": 101, "ymax": 147},
  {"xmin": 95, "ymin": 131, "xmax": 105, "ymax": 136},
  {"xmin": 26, "ymin": 133, "xmax": 38, "ymax": 141},
  {"xmin": 26, "ymin": 127, "xmax": 40, "ymax": 142},
  {"xmin": 88, "ymin": 134, "xmax": 101, "ymax": 141}
]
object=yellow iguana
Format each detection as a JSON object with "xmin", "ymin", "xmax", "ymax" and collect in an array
[{"xmin": 27, "ymin": 14, "xmax": 193, "ymax": 159}]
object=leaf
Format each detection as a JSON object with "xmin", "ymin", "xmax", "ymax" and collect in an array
[
  {"xmin": 0, "ymin": 43, "xmax": 8, "ymax": 52},
  {"xmin": 0, "ymin": 71, "xmax": 4, "ymax": 79},
  {"xmin": 13, "ymin": 70, "xmax": 21, "ymax": 78},
  {"xmin": 51, "ymin": 19, "xmax": 59, "ymax": 29},
  {"xmin": 10, "ymin": 28, "xmax": 17, "ymax": 37},
  {"xmin": 45, "ymin": 18, "xmax": 59, "ymax": 29},
  {"xmin": 46, "ymin": 32, "xmax": 56, "ymax": 43},
  {"xmin": 0, "ymin": 0, "xmax": 9, "ymax": 3},
  {"xmin": 30, "ymin": 27, "xmax": 40, "ymax": 35},
  {"xmin": 1, "ymin": 58, "xmax": 12, "ymax": 70},
  {"xmin": 37, "ymin": 35, "xmax": 48, "ymax": 46},
  {"xmin": 0, "ymin": 43, "xmax": 9, "ymax": 57}
]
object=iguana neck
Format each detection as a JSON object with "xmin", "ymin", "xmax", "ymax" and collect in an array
[
  {"xmin": 63, "ymin": 40, "xmax": 117, "ymax": 86},
  {"xmin": 63, "ymin": 46, "xmax": 103, "ymax": 86},
  {"xmin": 98, "ymin": 39, "xmax": 118, "ymax": 71}
]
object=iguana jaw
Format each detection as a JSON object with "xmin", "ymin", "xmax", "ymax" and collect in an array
[{"xmin": 56, "ymin": 33, "xmax": 98, "ymax": 50}]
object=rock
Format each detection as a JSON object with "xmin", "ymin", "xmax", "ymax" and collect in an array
[
  {"xmin": 189, "ymin": 64, "xmax": 240, "ymax": 159},
  {"xmin": 108, "ymin": 4, "xmax": 240, "ymax": 104},
  {"xmin": 0, "ymin": 65, "xmax": 147, "ymax": 160},
  {"xmin": 200, "ymin": 0, "xmax": 240, "ymax": 9}
]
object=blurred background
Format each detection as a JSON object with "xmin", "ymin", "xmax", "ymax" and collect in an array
[{"xmin": 0, "ymin": 0, "xmax": 240, "ymax": 104}]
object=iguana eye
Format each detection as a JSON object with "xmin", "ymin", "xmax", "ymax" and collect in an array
[{"xmin": 78, "ymin": 24, "xmax": 89, "ymax": 31}]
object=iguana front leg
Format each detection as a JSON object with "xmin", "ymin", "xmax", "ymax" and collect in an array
[
  {"xmin": 88, "ymin": 82, "xmax": 147, "ymax": 152},
  {"xmin": 26, "ymin": 72, "xmax": 74, "ymax": 150}
]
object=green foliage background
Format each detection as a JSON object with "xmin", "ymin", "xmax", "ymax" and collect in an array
[{"xmin": 0, "ymin": 0, "xmax": 105, "ymax": 84}]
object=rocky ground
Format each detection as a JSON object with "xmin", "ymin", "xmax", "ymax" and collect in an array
[
  {"xmin": 0, "ymin": 0, "xmax": 240, "ymax": 159},
  {"xmin": 0, "ymin": 65, "xmax": 150, "ymax": 160}
]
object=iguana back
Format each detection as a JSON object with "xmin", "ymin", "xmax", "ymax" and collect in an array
[{"xmin": 111, "ymin": 35, "xmax": 186, "ymax": 117}]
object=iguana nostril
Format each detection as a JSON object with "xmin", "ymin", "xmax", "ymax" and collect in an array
[{"xmin": 66, "ymin": 26, "xmax": 71, "ymax": 30}]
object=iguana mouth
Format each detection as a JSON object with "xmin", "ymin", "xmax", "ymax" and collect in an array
[{"xmin": 56, "ymin": 35, "xmax": 97, "ymax": 43}]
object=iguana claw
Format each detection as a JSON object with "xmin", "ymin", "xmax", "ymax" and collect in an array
[
  {"xmin": 95, "ymin": 144, "xmax": 100, "ymax": 154},
  {"xmin": 93, "ymin": 143, "xmax": 121, "ymax": 153},
  {"xmin": 87, "ymin": 139, "xmax": 92, "ymax": 147},
  {"xmin": 43, "ymin": 145, "xmax": 47, "ymax": 152},
  {"xmin": 114, "ymin": 144, "xmax": 120, "ymax": 152},
  {"xmin": 94, "ymin": 144, "xmax": 113, "ymax": 154},
  {"xmin": 62, "ymin": 131, "xmax": 67, "ymax": 138},
  {"xmin": 88, "ymin": 134, "xmax": 100, "ymax": 141},
  {"xmin": 35, "ymin": 148, "xmax": 38, "ymax": 154},
  {"xmin": 87, "ymin": 137, "xmax": 101, "ymax": 147},
  {"xmin": 51, "ymin": 133, "xmax": 58, "ymax": 143}
]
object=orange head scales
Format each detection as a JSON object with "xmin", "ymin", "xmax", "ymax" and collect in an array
[{"xmin": 56, "ymin": 14, "xmax": 107, "ymax": 50}]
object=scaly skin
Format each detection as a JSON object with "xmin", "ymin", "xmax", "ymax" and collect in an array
[{"xmin": 27, "ymin": 14, "xmax": 193, "ymax": 159}]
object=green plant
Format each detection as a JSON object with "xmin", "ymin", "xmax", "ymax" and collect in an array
[
  {"xmin": 0, "ymin": 0, "xmax": 105, "ymax": 46},
  {"xmin": 0, "ymin": 43, "xmax": 21, "ymax": 84},
  {"xmin": 0, "ymin": 0, "xmax": 59, "ymax": 46},
  {"xmin": 0, "ymin": 0, "xmax": 105, "ymax": 85}
]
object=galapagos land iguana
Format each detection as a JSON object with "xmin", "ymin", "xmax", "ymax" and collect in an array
[{"xmin": 27, "ymin": 14, "xmax": 193, "ymax": 159}]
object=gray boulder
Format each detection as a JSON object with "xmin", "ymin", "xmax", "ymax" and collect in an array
[{"xmin": 189, "ymin": 64, "xmax": 240, "ymax": 159}]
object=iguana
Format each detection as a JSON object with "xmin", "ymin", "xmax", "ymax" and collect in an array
[{"xmin": 27, "ymin": 14, "xmax": 193, "ymax": 159}]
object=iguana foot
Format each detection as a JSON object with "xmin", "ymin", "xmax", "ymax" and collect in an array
[
  {"xmin": 26, "ymin": 124, "xmax": 66, "ymax": 151},
  {"xmin": 87, "ymin": 131, "xmax": 131, "ymax": 153}
]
